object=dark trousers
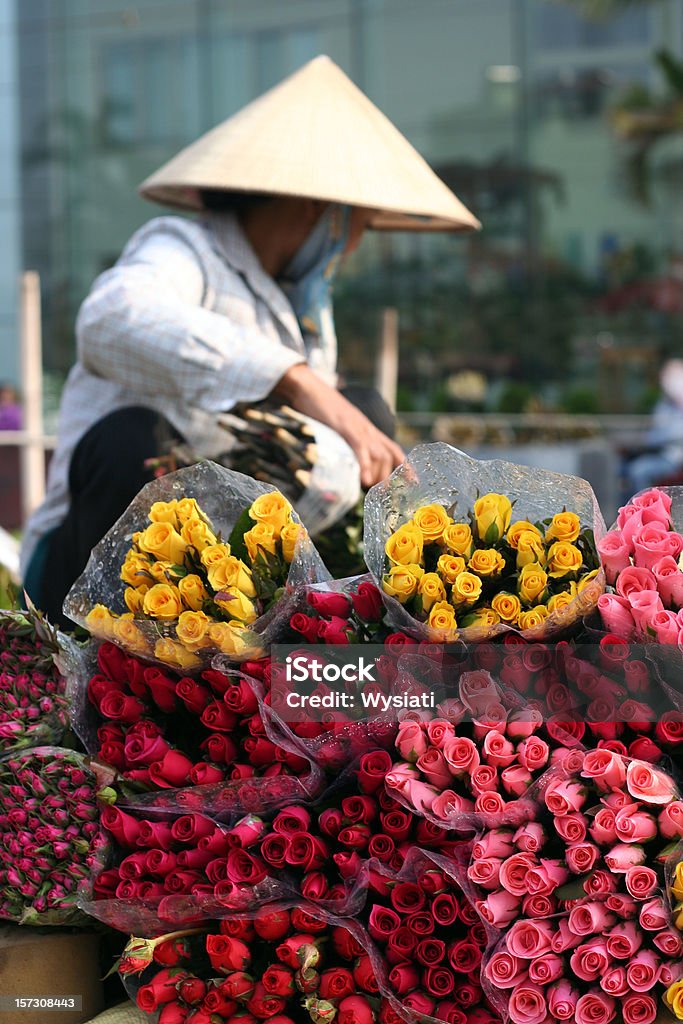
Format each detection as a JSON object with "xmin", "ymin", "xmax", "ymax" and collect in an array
[{"xmin": 25, "ymin": 406, "xmax": 180, "ymax": 627}]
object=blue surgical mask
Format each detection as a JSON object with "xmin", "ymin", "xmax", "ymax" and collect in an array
[{"xmin": 279, "ymin": 203, "xmax": 351, "ymax": 336}]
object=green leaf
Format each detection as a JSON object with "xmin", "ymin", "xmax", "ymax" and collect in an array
[
  {"xmin": 228, "ymin": 507, "xmax": 254, "ymax": 563},
  {"xmin": 554, "ymin": 878, "xmax": 589, "ymax": 901},
  {"xmin": 484, "ymin": 522, "xmax": 500, "ymax": 545}
]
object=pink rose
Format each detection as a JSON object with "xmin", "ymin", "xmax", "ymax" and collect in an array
[
  {"xmin": 522, "ymin": 893, "xmax": 557, "ymax": 918},
  {"xmin": 628, "ymin": 590, "xmax": 664, "ymax": 636},
  {"xmin": 598, "ymin": 594, "xmax": 635, "ymax": 637},
  {"xmin": 499, "ymin": 853, "xmax": 536, "ymax": 896},
  {"xmin": 606, "ymin": 921, "xmax": 643, "ymax": 960},
  {"xmin": 589, "ymin": 806, "xmax": 617, "ymax": 845},
  {"xmin": 584, "ymin": 870, "xmax": 618, "ymax": 897},
  {"xmin": 570, "ymin": 939, "xmax": 610, "ymax": 982},
  {"xmin": 525, "ymin": 859, "xmax": 568, "ymax": 896},
  {"xmin": 622, "ymin": 994, "xmax": 657, "ymax": 1024},
  {"xmin": 416, "ymin": 748, "xmax": 452, "ymax": 789},
  {"xmin": 614, "ymin": 805, "xmax": 657, "ymax": 844},
  {"xmin": 431, "ymin": 789, "xmax": 474, "ymax": 821},
  {"xmin": 395, "ymin": 722, "xmax": 428, "ymax": 762},
  {"xmin": 506, "ymin": 920, "xmax": 554, "ymax": 959},
  {"xmin": 597, "ymin": 531, "xmax": 632, "ymax": 586},
  {"xmin": 581, "ymin": 749, "xmax": 626, "ymax": 791},
  {"xmin": 605, "ymin": 893, "xmax": 637, "ymax": 917},
  {"xmin": 484, "ymin": 950, "xmax": 527, "ymax": 989},
  {"xmin": 601, "ymin": 967, "xmax": 629, "ymax": 998},
  {"xmin": 616, "ymin": 565, "xmax": 657, "ymax": 599},
  {"xmin": 474, "ymin": 791, "xmax": 507, "ymax": 817},
  {"xmin": 506, "ymin": 709, "xmax": 543, "ymax": 740},
  {"xmin": 470, "ymin": 765, "xmax": 499, "ymax": 795},
  {"xmin": 659, "ymin": 800, "xmax": 683, "ymax": 839},
  {"xmin": 482, "ymin": 730, "xmax": 516, "ymax": 768},
  {"xmin": 425, "ymin": 720, "xmax": 455, "ymax": 749},
  {"xmin": 568, "ymin": 902, "xmax": 616, "ymax": 937},
  {"xmin": 617, "ymin": 504, "xmax": 644, "ymax": 548},
  {"xmin": 550, "ymin": 919, "xmax": 582, "ymax": 954},
  {"xmin": 565, "ymin": 842, "xmax": 600, "ymax": 874},
  {"xmin": 604, "ymin": 843, "xmax": 646, "ymax": 873},
  {"xmin": 639, "ymin": 896, "xmax": 669, "ymax": 931},
  {"xmin": 507, "ymin": 982, "xmax": 547, "ymax": 1024},
  {"xmin": 477, "ymin": 890, "xmax": 520, "ymax": 928},
  {"xmin": 501, "ymin": 765, "xmax": 533, "ymax": 797},
  {"xmin": 626, "ymin": 760, "xmax": 676, "ymax": 805},
  {"xmin": 648, "ymin": 608, "xmax": 680, "ymax": 643},
  {"xmin": 632, "ymin": 487, "xmax": 672, "ymax": 521},
  {"xmin": 400, "ymin": 778, "xmax": 438, "ymax": 813},
  {"xmin": 652, "ymin": 927, "xmax": 683, "ymax": 957},
  {"xmin": 602, "ymin": 790, "xmax": 632, "ymax": 810},
  {"xmin": 575, "ymin": 991, "xmax": 616, "ymax": 1024},
  {"xmin": 545, "ymin": 779, "xmax": 586, "ymax": 815},
  {"xmin": 626, "ymin": 949, "xmax": 661, "ymax": 993},
  {"xmin": 473, "ymin": 830, "xmax": 515, "ymax": 860},
  {"xmin": 528, "ymin": 953, "xmax": 563, "ymax": 986},
  {"xmin": 466, "ymin": 857, "xmax": 502, "ymax": 891},
  {"xmin": 442, "ymin": 736, "xmax": 480, "ymax": 776},
  {"xmin": 512, "ymin": 822, "xmax": 546, "ymax": 853},
  {"xmin": 633, "ymin": 521, "xmax": 681, "ymax": 571},
  {"xmin": 652, "ymin": 555, "xmax": 683, "ymax": 609},
  {"xmin": 547, "ymin": 979, "xmax": 579, "ymax": 1021},
  {"xmin": 517, "ymin": 737, "xmax": 549, "ymax": 773}
]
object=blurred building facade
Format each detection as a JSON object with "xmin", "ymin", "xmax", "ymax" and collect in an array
[{"xmin": 11, "ymin": 0, "xmax": 683, "ymax": 414}]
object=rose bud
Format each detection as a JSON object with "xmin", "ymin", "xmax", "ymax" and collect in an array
[
  {"xmin": 337, "ymin": 995, "xmax": 375, "ymax": 1024},
  {"xmin": 206, "ymin": 936, "xmax": 251, "ymax": 974},
  {"xmin": 158, "ymin": 1005, "xmax": 189, "ymax": 1024},
  {"xmin": 246, "ymin": 982, "xmax": 287, "ymax": 1020},
  {"xmin": 153, "ymin": 936, "xmax": 192, "ymax": 966},
  {"xmin": 332, "ymin": 926, "xmax": 365, "ymax": 962},
  {"xmin": 318, "ymin": 968, "xmax": 355, "ymax": 1001},
  {"xmin": 220, "ymin": 921, "xmax": 255, "ymax": 943},
  {"xmin": 136, "ymin": 968, "xmax": 189, "ymax": 1013},
  {"xmin": 254, "ymin": 908, "xmax": 291, "ymax": 941},
  {"xmin": 403, "ymin": 992, "xmax": 435, "ymax": 1016},
  {"xmin": 276, "ymin": 934, "xmax": 317, "ymax": 969},
  {"xmin": 219, "ymin": 972, "xmax": 255, "ymax": 1001},
  {"xmin": 291, "ymin": 909, "xmax": 329, "ymax": 934},
  {"xmin": 262, "ymin": 965, "xmax": 295, "ymax": 999}
]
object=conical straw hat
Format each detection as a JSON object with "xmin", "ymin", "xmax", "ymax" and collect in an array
[{"xmin": 139, "ymin": 55, "xmax": 480, "ymax": 232}]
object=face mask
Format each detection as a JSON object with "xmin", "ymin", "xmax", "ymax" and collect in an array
[{"xmin": 279, "ymin": 203, "xmax": 351, "ymax": 335}]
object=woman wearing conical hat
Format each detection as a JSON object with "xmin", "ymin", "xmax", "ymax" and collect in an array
[{"xmin": 21, "ymin": 56, "xmax": 479, "ymax": 624}]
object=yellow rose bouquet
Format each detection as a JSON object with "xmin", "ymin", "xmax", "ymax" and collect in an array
[
  {"xmin": 64, "ymin": 462, "xmax": 326, "ymax": 668},
  {"xmin": 365, "ymin": 443, "xmax": 605, "ymax": 641}
]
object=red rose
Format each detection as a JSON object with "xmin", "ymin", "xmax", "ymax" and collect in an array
[
  {"xmin": 337, "ymin": 995, "xmax": 375, "ymax": 1024},
  {"xmin": 201, "ymin": 668, "xmax": 232, "ymax": 695},
  {"xmin": 224, "ymin": 679, "xmax": 259, "ymax": 715},
  {"xmin": 319, "ymin": 967, "xmax": 355, "ymax": 1000},
  {"xmin": 367, "ymin": 835, "xmax": 395, "ymax": 862},
  {"xmin": 171, "ymin": 814, "xmax": 217, "ymax": 844},
  {"xmin": 368, "ymin": 906, "xmax": 400, "ymax": 941},
  {"xmin": 417, "ymin": 868, "xmax": 447, "ymax": 895},
  {"xmin": 176, "ymin": 678, "xmax": 213, "ymax": 715},
  {"xmin": 624, "ymin": 659, "xmax": 649, "ymax": 693},
  {"xmin": 386, "ymin": 927, "xmax": 418, "ymax": 966},
  {"xmin": 273, "ymin": 806, "xmax": 312, "ymax": 835},
  {"xmin": 416, "ymin": 939, "xmax": 446, "ymax": 966},
  {"xmin": 99, "ymin": 740, "xmax": 126, "ymax": 770},
  {"xmin": 432, "ymin": 893, "xmax": 459, "ymax": 926},
  {"xmin": 262, "ymin": 965, "xmax": 295, "ymax": 998},
  {"xmin": 201, "ymin": 733, "xmax": 239, "ymax": 764},
  {"xmin": 176, "ymin": 848, "xmax": 213, "ymax": 870},
  {"xmin": 415, "ymin": 819, "xmax": 448, "ymax": 847},
  {"xmin": 291, "ymin": 908, "xmax": 329, "ymax": 934},
  {"xmin": 629, "ymin": 737, "xmax": 662, "ymax": 763},
  {"xmin": 165, "ymin": 869, "xmax": 203, "ymax": 894},
  {"xmin": 190, "ymin": 762, "xmax": 226, "ymax": 786},
  {"xmin": 99, "ymin": 692, "xmax": 147, "ymax": 723},
  {"xmin": 100, "ymin": 805, "xmax": 142, "ymax": 848},
  {"xmin": 124, "ymin": 732, "xmax": 170, "ymax": 767},
  {"xmin": 384, "ymin": 633, "xmax": 418, "ymax": 647},
  {"xmin": 158, "ymin": 1004, "xmax": 190, "ymax": 1024},
  {"xmin": 290, "ymin": 613, "xmax": 322, "ymax": 642},
  {"xmin": 391, "ymin": 882, "xmax": 425, "ymax": 914},
  {"xmin": 331, "ymin": 926, "xmax": 365, "ymax": 962},
  {"xmin": 260, "ymin": 834, "xmax": 289, "ymax": 869},
  {"xmin": 318, "ymin": 616, "xmax": 352, "ymax": 644},
  {"xmin": 246, "ymin": 982, "xmax": 286, "ymax": 1021},
  {"xmin": 353, "ymin": 956, "xmax": 380, "ymax": 994},
  {"xmin": 153, "ymin": 936, "xmax": 192, "ymax": 966},
  {"xmin": 499, "ymin": 655, "xmax": 532, "ymax": 693},
  {"xmin": 97, "ymin": 642, "xmax": 131, "ymax": 684},
  {"xmin": 219, "ymin": 972, "xmax": 255, "ymax": 1000},
  {"xmin": 231, "ymin": 765, "xmax": 256, "ymax": 780},
  {"xmin": 435, "ymin": 1001, "xmax": 467, "ymax": 1024},
  {"xmin": 448, "ymin": 941, "xmax": 482, "ymax": 974},
  {"xmin": 388, "ymin": 962, "xmax": 420, "ymax": 995},
  {"xmin": 149, "ymin": 750, "xmax": 193, "ymax": 788},
  {"xmin": 307, "ymin": 591, "xmax": 352, "ymax": 618},
  {"xmin": 254, "ymin": 908, "xmax": 291, "ymax": 941},
  {"xmin": 379, "ymin": 999, "xmax": 405, "ymax": 1024},
  {"xmin": 338, "ymin": 825, "xmax": 371, "ymax": 851},
  {"xmin": 352, "ymin": 582, "xmax": 383, "ymax": 621},
  {"xmin": 403, "ymin": 992, "xmax": 435, "ymax": 1015},
  {"xmin": 276, "ymin": 934, "xmax": 317, "ymax": 968},
  {"xmin": 143, "ymin": 667, "xmax": 179, "ymax": 713},
  {"xmin": 423, "ymin": 967, "xmax": 455, "ymax": 998},
  {"xmin": 357, "ymin": 751, "xmax": 393, "ymax": 794},
  {"xmin": 285, "ymin": 833, "xmax": 328, "ymax": 872},
  {"xmin": 341, "ymin": 795, "xmax": 378, "ymax": 825},
  {"xmin": 318, "ymin": 808, "xmax": 344, "ymax": 838},
  {"xmin": 301, "ymin": 872, "xmax": 330, "ymax": 901},
  {"xmin": 202, "ymin": 991, "xmax": 237, "ymax": 1016},
  {"xmin": 225, "ymin": 849, "xmax": 268, "ymax": 885},
  {"xmin": 598, "ymin": 635, "xmax": 631, "ymax": 669},
  {"xmin": 405, "ymin": 912, "xmax": 434, "ymax": 936},
  {"xmin": 136, "ymin": 968, "xmax": 188, "ymax": 1012},
  {"xmin": 380, "ymin": 810, "xmax": 412, "ymax": 842},
  {"xmin": 546, "ymin": 716, "xmax": 585, "ymax": 746},
  {"xmin": 206, "ymin": 936, "xmax": 251, "ymax": 974},
  {"xmin": 201, "ymin": 701, "xmax": 239, "ymax": 733},
  {"xmin": 655, "ymin": 712, "xmax": 683, "ymax": 747}
]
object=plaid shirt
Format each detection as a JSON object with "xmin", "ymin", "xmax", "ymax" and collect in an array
[{"xmin": 21, "ymin": 213, "xmax": 338, "ymax": 573}]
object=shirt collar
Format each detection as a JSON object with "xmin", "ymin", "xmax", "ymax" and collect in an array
[{"xmin": 206, "ymin": 212, "xmax": 304, "ymax": 348}]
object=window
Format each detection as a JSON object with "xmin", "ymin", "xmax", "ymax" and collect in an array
[{"xmin": 536, "ymin": 4, "xmax": 649, "ymax": 51}]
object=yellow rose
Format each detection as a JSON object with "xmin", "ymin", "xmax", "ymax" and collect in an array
[
  {"xmin": 175, "ymin": 497, "xmax": 204, "ymax": 526},
  {"xmin": 506, "ymin": 520, "xmax": 542, "ymax": 549},
  {"xmin": 281, "ymin": 521, "xmax": 304, "ymax": 563},
  {"xmin": 137, "ymin": 521, "xmax": 187, "ymax": 565},
  {"xmin": 462, "ymin": 606, "xmax": 500, "ymax": 629},
  {"xmin": 428, "ymin": 600, "xmax": 458, "ymax": 636},
  {"xmin": 667, "ymin": 979, "xmax": 683, "ymax": 1021},
  {"xmin": 249, "ymin": 491, "xmax": 293, "ymax": 537},
  {"xmin": 200, "ymin": 543, "xmax": 232, "ymax": 569},
  {"xmin": 518, "ymin": 563, "xmax": 548, "ymax": 606},
  {"xmin": 382, "ymin": 564, "xmax": 424, "ymax": 603},
  {"xmin": 207, "ymin": 557, "xmax": 256, "ymax": 599},
  {"xmin": 215, "ymin": 587, "xmax": 257, "ymax": 624},
  {"xmin": 545, "ymin": 511, "xmax": 581, "ymax": 544},
  {"xmin": 148, "ymin": 561, "xmax": 173, "ymax": 584},
  {"xmin": 111, "ymin": 616, "xmax": 150, "ymax": 656},
  {"xmin": 124, "ymin": 586, "xmax": 148, "ymax": 614},
  {"xmin": 468, "ymin": 548, "xmax": 506, "ymax": 577},
  {"xmin": 148, "ymin": 500, "xmax": 179, "ymax": 526},
  {"xmin": 547, "ymin": 591, "xmax": 575, "ymax": 615},
  {"xmin": 413, "ymin": 503, "xmax": 452, "ymax": 543},
  {"xmin": 451, "ymin": 572, "xmax": 483, "ymax": 607},
  {"xmin": 578, "ymin": 569, "xmax": 600, "ymax": 594},
  {"xmin": 473, "ymin": 493, "xmax": 512, "ymax": 544},
  {"xmin": 491, "ymin": 592, "xmax": 521, "ymax": 624},
  {"xmin": 674, "ymin": 905, "xmax": 683, "ymax": 931},
  {"xmin": 85, "ymin": 604, "xmax": 115, "ymax": 638},
  {"xmin": 417, "ymin": 572, "xmax": 447, "ymax": 613},
  {"xmin": 518, "ymin": 606, "xmax": 550, "ymax": 630},
  {"xmin": 178, "ymin": 574, "xmax": 209, "ymax": 611},
  {"xmin": 516, "ymin": 530, "xmax": 547, "ymax": 569},
  {"xmin": 385, "ymin": 522, "xmax": 424, "ymax": 566},
  {"xmin": 442, "ymin": 523, "xmax": 474, "ymax": 558},
  {"xmin": 547, "ymin": 541, "xmax": 583, "ymax": 579},
  {"xmin": 120, "ymin": 551, "xmax": 153, "ymax": 588},
  {"xmin": 181, "ymin": 517, "xmax": 218, "ymax": 552},
  {"xmin": 208, "ymin": 621, "xmax": 255, "ymax": 658},
  {"xmin": 244, "ymin": 523, "xmax": 277, "ymax": 563},
  {"xmin": 175, "ymin": 610, "xmax": 212, "ymax": 649},
  {"xmin": 436, "ymin": 554, "xmax": 466, "ymax": 585},
  {"xmin": 154, "ymin": 637, "xmax": 202, "ymax": 671},
  {"xmin": 143, "ymin": 583, "xmax": 183, "ymax": 620},
  {"xmin": 672, "ymin": 863, "xmax": 683, "ymax": 904}
]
